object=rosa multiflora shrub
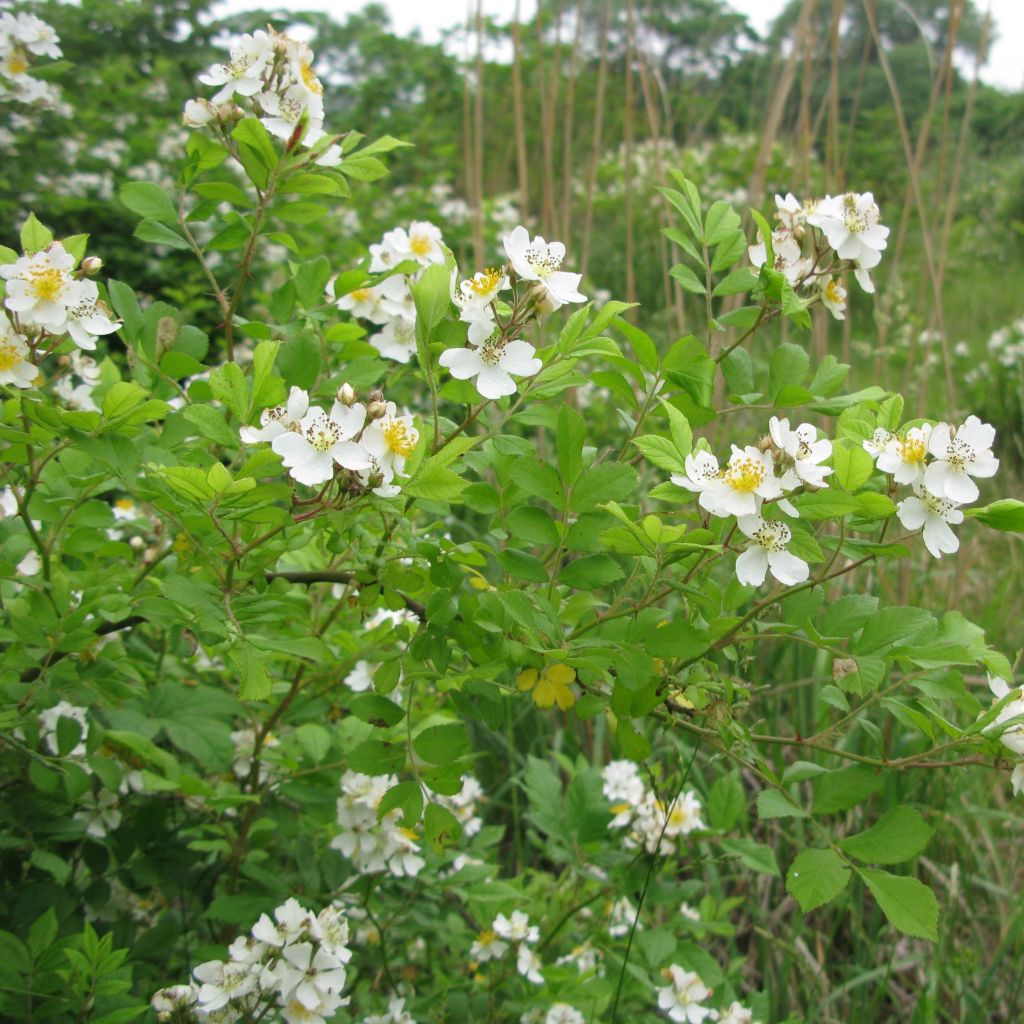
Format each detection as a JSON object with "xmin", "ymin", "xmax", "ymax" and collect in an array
[{"xmin": 1, "ymin": 20, "xmax": 1023, "ymax": 1024}]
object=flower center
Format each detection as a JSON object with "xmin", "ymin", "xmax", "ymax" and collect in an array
[
  {"xmin": 945, "ymin": 439, "xmax": 975, "ymax": 471},
  {"xmin": 5, "ymin": 52, "xmax": 28, "ymax": 76},
  {"xmin": 0, "ymin": 341, "xmax": 22, "ymax": 372},
  {"xmin": 479, "ymin": 341, "xmax": 505, "ymax": 366},
  {"xmin": 753, "ymin": 521, "xmax": 791, "ymax": 552},
  {"xmin": 300, "ymin": 62, "xmax": 323, "ymax": 94},
  {"xmin": 478, "ymin": 929, "xmax": 497, "ymax": 947},
  {"xmin": 525, "ymin": 244, "xmax": 562, "ymax": 278},
  {"xmin": 825, "ymin": 279, "xmax": 842, "ymax": 303},
  {"xmin": 409, "ymin": 234, "xmax": 434, "ymax": 258},
  {"xmin": 28, "ymin": 267, "xmax": 66, "ymax": 302},
  {"xmin": 466, "ymin": 268, "xmax": 501, "ymax": 296},
  {"xmin": 923, "ymin": 494, "xmax": 956, "ymax": 517},
  {"xmin": 724, "ymin": 455, "xmax": 765, "ymax": 493},
  {"xmin": 899, "ymin": 436, "xmax": 927, "ymax": 464},
  {"xmin": 349, "ymin": 288, "xmax": 372, "ymax": 302},
  {"xmin": 305, "ymin": 422, "xmax": 340, "ymax": 452},
  {"xmin": 384, "ymin": 418, "xmax": 417, "ymax": 457}
]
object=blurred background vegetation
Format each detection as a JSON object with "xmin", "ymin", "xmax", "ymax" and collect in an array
[{"xmin": 3, "ymin": 4, "xmax": 1022, "ymax": 1016}]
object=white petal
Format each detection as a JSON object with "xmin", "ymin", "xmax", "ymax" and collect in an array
[
  {"xmin": 475, "ymin": 365, "xmax": 517, "ymax": 400},
  {"xmin": 767, "ymin": 549, "xmax": 810, "ymax": 585},
  {"xmin": 439, "ymin": 347, "xmax": 485, "ymax": 380},
  {"xmin": 735, "ymin": 547, "xmax": 769, "ymax": 586},
  {"xmin": 498, "ymin": 339, "xmax": 542, "ymax": 376}
]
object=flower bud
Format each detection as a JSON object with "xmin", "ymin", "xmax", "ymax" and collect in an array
[
  {"xmin": 80, "ymin": 255, "xmax": 103, "ymax": 276},
  {"xmin": 182, "ymin": 98, "xmax": 214, "ymax": 127},
  {"xmin": 367, "ymin": 400, "xmax": 387, "ymax": 421},
  {"xmin": 336, "ymin": 382, "xmax": 356, "ymax": 406},
  {"xmin": 527, "ymin": 281, "xmax": 558, "ymax": 315}
]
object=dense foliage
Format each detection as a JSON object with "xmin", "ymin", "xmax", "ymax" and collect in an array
[{"xmin": 1, "ymin": 3, "xmax": 1023, "ymax": 1024}]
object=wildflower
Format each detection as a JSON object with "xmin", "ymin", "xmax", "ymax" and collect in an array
[
  {"xmin": 271, "ymin": 402, "xmax": 371, "ymax": 486},
  {"xmin": 74, "ymin": 789, "xmax": 121, "ymax": 839},
  {"xmin": 516, "ymin": 945, "xmax": 544, "ymax": 985},
  {"xmin": 986, "ymin": 677, "xmax": 1024, "ymax": 756},
  {"xmin": 602, "ymin": 759, "xmax": 645, "ymax": 805},
  {"xmin": 453, "ymin": 266, "xmax": 508, "ymax": 317},
  {"xmin": 545, "ymin": 1005, "xmax": 585, "ymax": 1024},
  {"xmin": 807, "ymin": 191, "xmax": 889, "ymax": 284},
  {"xmin": 240, "ymin": 386, "xmax": 309, "ymax": 444},
  {"xmin": 64, "ymin": 280, "xmax": 121, "ymax": 350},
  {"xmin": 717, "ymin": 1002, "xmax": 756, "ymax": 1024},
  {"xmin": 774, "ymin": 192, "xmax": 805, "ymax": 235},
  {"xmin": 2, "ymin": 243, "xmax": 76, "ymax": 329},
  {"xmin": 820, "ymin": 276, "xmax": 846, "ymax": 319},
  {"xmin": 923, "ymin": 415, "xmax": 999, "ymax": 503},
  {"xmin": 555, "ymin": 942, "xmax": 600, "ymax": 975},
  {"xmin": 151, "ymin": 985, "xmax": 198, "ymax": 1021},
  {"xmin": 0, "ymin": 312, "xmax": 36, "ymax": 388},
  {"xmin": 607, "ymin": 897, "xmax": 638, "ymax": 938},
  {"xmin": 862, "ymin": 427, "xmax": 896, "ymax": 461},
  {"xmin": 516, "ymin": 663, "xmax": 577, "ymax": 711},
  {"xmin": 268, "ymin": 942, "xmax": 348, "ymax": 1012},
  {"xmin": 39, "ymin": 701, "xmax": 89, "ymax": 757},
  {"xmin": 493, "ymin": 910, "xmax": 539, "ymax": 944},
  {"xmin": 896, "ymin": 485, "xmax": 963, "ymax": 559},
  {"xmin": 1011, "ymin": 763, "xmax": 1024, "ymax": 797},
  {"xmin": 470, "ymin": 929, "xmax": 508, "ymax": 962},
  {"xmin": 331, "ymin": 281, "xmax": 392, "ymax": 325},
  {"xmin": 657, "ymin": 965, "xmax": 714, "ymax": 1024},
  {"xmin": 198, "ymin": 30, "xmax": 274, "ymax": 104},
  {"xmin": 735, "ymin": 515, "xmax": 809, "ymax": 587},
  {"xmin": 343, "ymin": 661, "xmax": 374, "ymax": 692},
  {"xmin": 748, "ymin": 229, "xmax": 806, "ymax": 284},
  {"xmin": 503, "ymin": 226, "xmax": 586, "ymax": 310},
  {"xmin": 769, "ymin": 417, "xmax": 832, "ymax": 490},
  {"xmin": 679, "ymin": 903, "xmax": 701, "ymax": 922},
  {"xmin": 439, "ymin": 333, "xmax": 542, "ymax": 401},
  {"xmin": 673, "ymin": 446, "xmax": 782, "ymax": 518},
  {"xmin": 363, "ymin": 997, "xmax": 417, "ymax": 1024},
  {"xmin": 360, "ymin": 401, "xmax": 418, "ymax": 487},
  {"xmin": 876, "ymin": 425, "xmax": 932, "ymax": 485},
  {"xmin": 370, "ymin": 317, "xmax": 417, "ymax": 363},
  {"xmin": 664, "ymin": 791, "xmax": 705, "ymax": 837},
  {"xmin": 258, "ymin": 83, "xmax": 324, "ymax": 143},
  {"xmin": 383, "ymin": 221, "xmax": 445, "ymax": 267}
]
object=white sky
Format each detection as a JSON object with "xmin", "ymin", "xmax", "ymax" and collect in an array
[{"xmin": 216, "ymin": 0, "xmax": 1022, "ymax": 91}]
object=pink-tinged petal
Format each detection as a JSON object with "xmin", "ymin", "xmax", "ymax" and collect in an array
[
  {"xmin": 944, "ymin": 469, "xmax": 979, "ymax": 504},
  {"xmin": 332, "ymin": 441, "xmax": 372, "ymax": 471},
  {"xmin": 439, "ymin": 346, "xmax": 485, "ymax": 380},
  {"xmin": 475, "ymin": 365, "xmax": 517, "ymax": 400},
  {"xmin": 498, "ymin": 339, "xmax": 542, "ymax": 376},
  {"xmin": 767, "ymin": 550, "xmax": 810, "ymax": 585},
  {"xmin": 927, "ymin": 423, "xmax": 952, "ymax": 457},
  {"xmin": 735, "ymin": 547, "xmax": 769, "ymax": 587}
]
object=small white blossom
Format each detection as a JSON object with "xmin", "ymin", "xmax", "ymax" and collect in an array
[
  {"xmin": 439, "ymin": 333, "xmax": 542, "ymax": 400},
  {"xmin": 876, "ymin": 424, "xmax": 931, "ymax": 486},
  {"xmin": 545, "ymin": 1004, "xmax": 585, "ymax": 1024},
  {"xmin": 503, "ymin": 226, "xmax": 586, "ymax": 310},
  {"xmin": 360, "ymin": 402, "xmax": 418, "ymax": 484},
  {"xmin": 0, "ymin": 311, "xmax": 35, "ymax": 388},
  {"xmin": 896, "ymin": 485, "xmax": 963, "ymax": 559},
  {"xmin": 272, "ymin": 402, "xmax": 371, "ymax": 486},
  {"xmin": 673, "ymin": 446, "xmax": 782, "ymax": 518},
  {"xmin": 198, "ymin": 30, "xmax": 274, "ymax": 103},
  {"xmin": 470, "ymin": 929, "xmax": 508, "ymax": 962},
  {"xmin": 657, "ymin": 965, "xmax": 714, "ymax": 1024},
  {"xmin": 240, "ymin": 386, "xmax": 309, "ymax": 444},
  {"xmin": 370, "ymin": 317, "xmax": 417, "ymax": 363},
  {"xmin": 717, "ymin": 1002, "xmax": 756, "ymax": 1024},
  {"xmin": 987, "ymin": 677, "xmax": 1024, "ymax": 756},
  {"xmin": 769, "ymin": 417, "xmax": 832, "ymax": 490},
  {"xmin": 807, "ymin": 191, "xmax": 889, "ymax": 288},
  {"xmin": 735, "ymin": 515, "xmax": 809, "ymax": 587},
  {"xmin": 820, "ymin": 276, "xmax": 846, "ymax": 319},
  {"xmin": 748, "ymin": 229, "xmax": 806, "ymax": 284},
  {"xmin": 923, "ymin": 415, "xmax": 999, "ymax": 503},
  {"xmin": 516, "ymin": 944, "xmax": 544, "ymax": 985},
  {"xmin": 493, "ymin": 910, "xmax": 539, "ymax": 944}
]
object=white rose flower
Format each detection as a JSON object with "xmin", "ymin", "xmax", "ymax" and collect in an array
[
  {"xmin": 923, "ymin": 415, "xmax": 999, "ymax": 503},
  {"xmin": 503, "ymin": 225, "xmax": 586, "ymax": 310},
  {"xmin": 240, "ymin": 387, "xmax": 310, "ymax": 444},
  {"xmin": 896, "ymin": 485, "xmax": 964, "ymax": 559},
  {"xmin": 272, "ymin": 402, "xmax": 371, "ymax": 486},
  {"xmin": 735, "ymin": 515, "xmax": 810, "ymax": 587}
]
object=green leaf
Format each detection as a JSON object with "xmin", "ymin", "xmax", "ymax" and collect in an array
[
  {"xmin": 860, "ymin": 868, "xmax": 938, "ymax": 941},
  {"xmin": 707, "ymin": 772, "xmax": 746, "ymax": 830},
  {"xmin": 661, "ymin": 400, "xmax": 693, "ymax": 457},
  {"xmin": 812, "ymin": 765, "xmax": 882, "ymax": 814},
  {"xmin": 413, "ymin": 724, "xmax": 470, "ymax": 764},
  {"xmin": 102, "ymin": 381, "xmax": 146, "ymax": 420},
  {"xmin": 786, "ymin": 848, "xmax": 851, "ymax": 912},
  {"xmin": 613, "ymin": 317, "xmax": 659, "ymax": 372},
  {"xmin": 632, "ymin": 435, "xmax": 685, "ymax": 472},
  {"xmin": 572, "ymin": 463, "xmax": 636, "ymax": 511},
  {"xmin": 350, "ymin": 694, "xmax": 404, "ymax": 729},
  {"xmin": 424, "ymin": 801, "xmax": 461, "ymax": 848},
  {"xmin": 855, "ymin": 606, "xmax": 935, "ymax": 655},
  {"xmin": 719, "ymin": 837, "xmax": 779, "ymax": 876},
  {"xmin": 756, "ymin": 789, "xmax": 808, "ymax": 819},
  {"xmin": 556, "ymin": 404, "xmax": 586, "ymax": 486},
  {"xmin": 839, "ymin": 806, "xmax": 933, "ymax": 864},
  {"xmin": 560, "ymin": 554, "xmax": 624, "ymax": 589},
  {"xmin": 670, "ymin": 262, "xmax": 706, "ymax": 295},
  {"xmin": 411, "ymin": 262, "xmax": 453, "ymax": 340},
  {"xmin": 377, "ymin": 781, "xmax": 423, "ymax": 827},
  {"xmin": 134, "ymin": 218, "xmax": 191, "ymax": 251},
  {"xmin": 404, "ymin": 461, "xmax": 467, "ymax": 503},
  {"xmin": 232, "ymin": 645, "xmax": 271, "ymax": 701},
  {"xmin": 832, "ymin": 440, "xmax": 874, "ymax": 492},
  {"xmin": 20, "ymin": 213, "xmax": 53, "ymax": 252},
  {"xmin": 965, "ymin": 499, "xmax": 1024, "ymax": 532},
  {"xmin": 209, "ymin": 362, "xmax": 250, "ymax": 421},
  {"xmin": 295, "ymin": 723, "xmax": 332, "ymax": 763},
  {"xmin": 347, "ymin": 739, "xmax": 405, "ymax": 776},
  {"xmin": 704, "ymin": 200, "xmax": 742, "ymax": 246},
  {"xmin": 119, "ymin": 181, "xmax": 178, "ymax": 224},
  {"xmin": 769, "ymin": 343, "xmax": 810, "ymax": 399},
  {"xmin": 664, "ymin": 336, "xmax": 714, "ymax": 409}
]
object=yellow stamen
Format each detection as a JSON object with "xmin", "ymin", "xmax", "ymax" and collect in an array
[
  {"xmin": 300, "ymin": 62, "xmax": 323, "ymax": 94},
  {"xmin": 28, "ymin": 267, "xmax": 65, "ymax": 302},
  {"xmin": 724, "ymin": 456, "xmax": 765, "ymax": 493},
  {"xmin": 900, "ymin": 436, "xmax": 927, "ymax": 464},
  {"xmin": 409, "ymin": 235, "xmax": 433, "ymax": 258},
  {"xmin": 0, "ymin": 342, "xmax": 22, "ymax": 372},
  {"xmin": 467, "ymin": 268, "xmax": 501, "ymax": 295},
  {"xmin": 384, "ymin": 418, "xmax": 416, "ymax": 457}
]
